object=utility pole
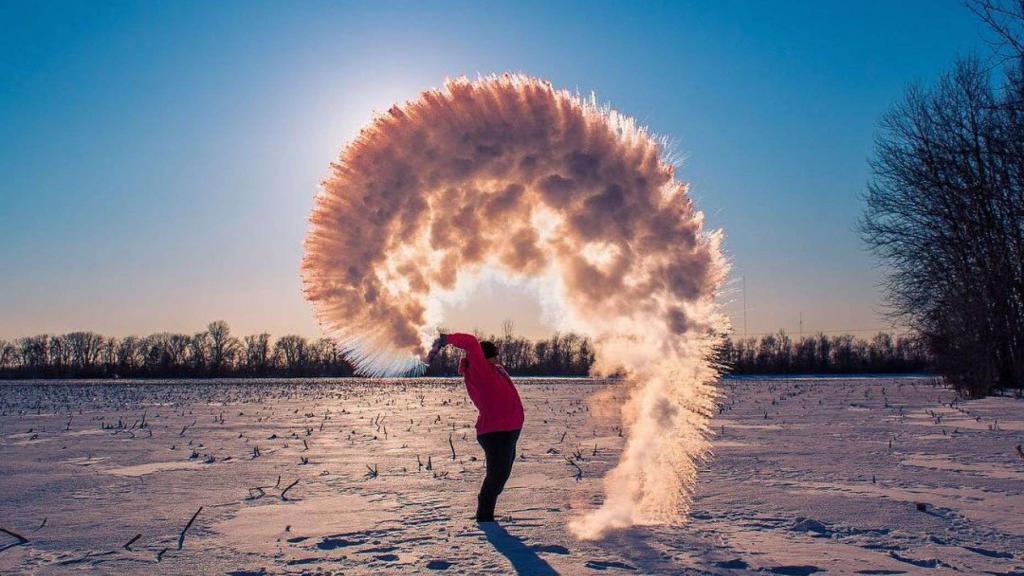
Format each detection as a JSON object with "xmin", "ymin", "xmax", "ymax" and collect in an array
[
  {"xmin": 799, "ymin": 312, "xmax": 803, "ymax": 340},
  {"xmin": 742, "ymin": 276, "xmax": 747, "ymax": 338}
]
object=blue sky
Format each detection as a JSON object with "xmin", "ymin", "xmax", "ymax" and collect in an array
[{"xmin": 0, "ymin": 1, "xmax": 991, "ymax": 340}]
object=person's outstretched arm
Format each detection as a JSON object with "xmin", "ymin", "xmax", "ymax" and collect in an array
[
  {"xmin": 445, "ymin": 333, "xmax": 488, "ymax": 368},
  {"xmin": 424, "ymin": 332, "xmax": 486, "ymax": 368}
]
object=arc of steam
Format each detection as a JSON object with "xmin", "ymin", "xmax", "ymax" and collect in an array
[{"xmin": 302, "ymin": 74, "xmax": 728, "ymax": 538}]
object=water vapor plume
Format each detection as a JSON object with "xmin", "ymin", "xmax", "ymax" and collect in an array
[{"xmin": 302, "ymin": 74, "xmax": 728, "ymax": 538}]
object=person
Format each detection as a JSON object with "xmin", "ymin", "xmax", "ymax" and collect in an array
[{"xmin": 425, "ymin": 333, "xmax": 525, "ymax": 522}]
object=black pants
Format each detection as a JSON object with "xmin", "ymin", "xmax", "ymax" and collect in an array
[{"xmin": 476, "ymin": 429, "xmax": 521, "ymax": 521}]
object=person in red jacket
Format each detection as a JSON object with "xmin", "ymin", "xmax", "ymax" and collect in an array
[{"xmin": 425, "ymin": 332, "xmax": 525, "ymax": 522}]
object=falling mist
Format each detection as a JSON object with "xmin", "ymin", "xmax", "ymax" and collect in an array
[{"xmin": 302, "ymin": 74, "xmax": 729, "ymax": 539}]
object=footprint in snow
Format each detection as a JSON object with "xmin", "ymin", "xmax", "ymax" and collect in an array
[
  {"xmin": 316, "ymin": 536, "xmax": 363, "ymax": 550},
  {"xmin": 790, "ymin": 517, "xmax": 831, "ymax": 536},
  {"xmin": 585, "ymin": 559, "xmax": 637, "ymax": 571},
  {"xmin": 769, "ymin": 566, "xmax": 822, "ymax": 576},
  {"xmin": 532, "ymin": 544, "xmax": 570, "ymax": 554},
  {"xmin": 963, "ymin": 545, "xmax": 1013, "ymax": 558},
  {"xmin": 715, "ymin": 558, "xmax": 749, "ymax": 569}
]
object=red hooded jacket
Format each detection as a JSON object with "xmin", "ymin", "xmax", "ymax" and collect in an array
[{"xmin": 447, "ymin": 333, "xmax": 525, "ymax": 435}]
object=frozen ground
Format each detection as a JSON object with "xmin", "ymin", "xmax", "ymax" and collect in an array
[{"xmin": 0, "ymin": 376, "xmax": 1022, "ymax": 575}]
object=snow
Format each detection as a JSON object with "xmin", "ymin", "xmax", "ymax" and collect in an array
[{"xmin": 0, "ymin": 376, "xmax": 1021, "ymax": 574}]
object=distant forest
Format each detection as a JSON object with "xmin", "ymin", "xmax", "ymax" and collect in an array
[
  {"xmin": 719, "ymin": 331, "xmax": 927, "ymax": 375},
  {"xmin": 0, "ymin": 321, "xmax": 928, "ymax": 379}
]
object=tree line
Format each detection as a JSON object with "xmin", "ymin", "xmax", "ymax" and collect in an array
[
  {"xmin": 861, "ymin": 0, "xmax": 1024, "ymax": 396},
  {"xmin": 0, "ymin": 321, "xmax": 354, "ymax": 379},
  {"xmin": 0, "ymin": 320, "xmax": 927, "ymax": 379},
  {"xmin": 718, "ymin": 332, "xmax": 928, "ymax": 375},
  {"xmin": 0, "ymin": 320, "xmax": 599, "ymax": 379}
]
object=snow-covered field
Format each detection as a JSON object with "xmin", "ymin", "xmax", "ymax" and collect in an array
[{"xmin": 1, "ymin": 376, "xmax": 1021, "ymax": 575}]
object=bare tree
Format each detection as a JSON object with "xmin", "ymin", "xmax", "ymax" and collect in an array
[
  {"xmin": 66, "ymin": 332, "xmax": 104, "ymax": 373},
  {"xmin": 0, "ymin": 340, "xmax": 13, "ymax": 371},
  {"xmin": 101, "ymin": 336, "xmax": 118, "ymax": 373},
  {"xmin": 18, "ymin": 335, "xmax": 49, "ymax": 376},
  {"xmin": 243, "ymin": 333, "xmax": 272, "ymax": 374},
  {"xmin": 308, "ymin": 337, "xmax": 338, "ymax": 374},
  {"xmin": 189, "ymin": 331, "xmax": 210, "ymax": 373},
  {"xmin": 116, "ymin": 336, "xmax": 142, "ymax": 374},
  {"xmin": 862, "ymin": 56, "xmax": 1024, "ymax": 395},
  {"xmin": 274, "ymin": 335, "xmax": 308, "ymax": 374},
  {"xmin": 206, "ymin": 321, "xmax": 238, "ymax": 375},
  {"xmin": 165, "ymin": 334, "xmax": 191, "ymax": 370},
  {"xmin": 49, "ymin": 335, "xmax": 70, "ymax": 375},
  {"xmin": 968, "ymin": 0, "xmax": 1024, "ymax": 61}
]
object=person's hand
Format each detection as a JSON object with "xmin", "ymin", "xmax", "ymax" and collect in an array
[
  {"xmin": 423, "ymin": 348, "xmax": 438, "ymax": 366},
  {"xmin": 423, "ymin": 334, "xmax": 447, "ymax": 365}
]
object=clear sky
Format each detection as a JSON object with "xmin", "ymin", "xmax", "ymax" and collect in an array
[{"xmin": 0, "ymin": 1, "xmax": 992, "ymax": 341}]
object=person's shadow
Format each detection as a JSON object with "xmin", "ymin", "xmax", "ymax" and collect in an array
[{"xmin": 481, "ymin": 522, "xmax": 559, "ymax": 575}]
